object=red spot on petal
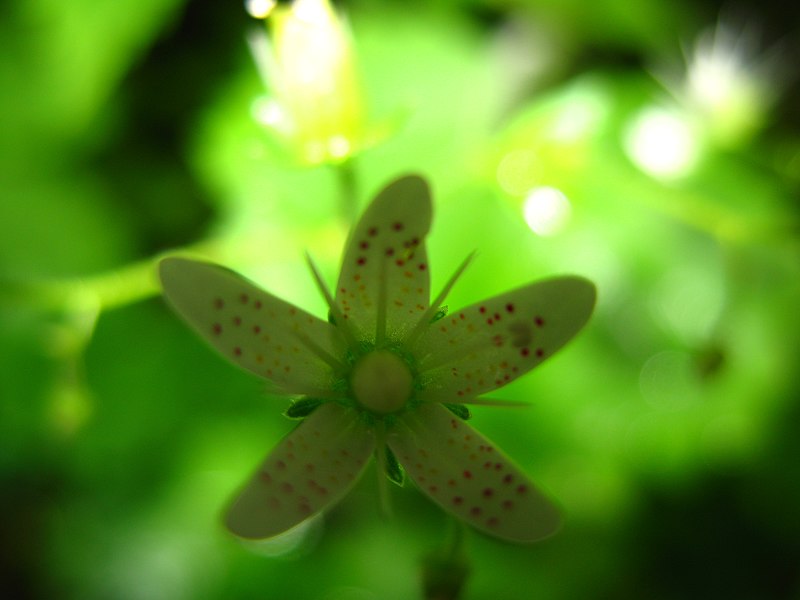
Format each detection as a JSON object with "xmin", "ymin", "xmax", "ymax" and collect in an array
[
  {"xmin": 418, "ymin": 263, "xmax": 427, "ymax": 271},
  {"xmin": 385, "ymin": 247, "xmax": 395, "ymax": 256},
  {"xmin": 470, "ymin": 506, "xmax": 482, "ymax": 516},
  {"xmin": 536, "ymin": 348, "xmax": 545, "ymax": 357},
  {"xmin": 233, "ymin": 347, "xmax": 242, "ymax": 356},
  {"xmin": 213, "ymin": 298, "xmax": 224, "ymax": 309},
  {"xmin": 463, "ymin": 470, "xmax": 473, "ymax": 479},
  {"xmin": 494, "ymin": 462, "xmax": 503, "ymax": 471},
  {"xmin": 392, "ymin": 222, "xmax": 404, "ymax": 231},
  {"xmin": 503, "ymin": 474, "xmax": 514, "ymax": 484},
  {"xmin": 487, "ymin": 517, "xmax": 499, "ymax": 528},
  {"xmin": 428, "ymin": 485, "xmax": 438, "ymax": 493},
  {"xmin": 483, "ymin": 488, "xmax": 494, "ymax": 498},
  {"xmin": 281, "ymin": 482, "xmax": 294, "ymax": 494},
  {"xmin": 368, "ymin": 227, "xmax": 378, "ymax": 237},
  {"xmin": 505, "ymin": 303, "xmax": 514, "ymax": 313},
  {"xmin": 453, "ymin": 496, "xmax": 464, "ymax": 505},
  {"xmin": 359, "ymin": 241, "xmax": 369, "ymax": 250},
  {"xmin": 479, "ymin": 306, "xmax": 487, "ymax": 314},
  {"xmin": 259, "ymin": 471, "xmax": 272, "ymax": 484},
  {"xmin": 535, "ymin": 316, "xmax": 545, "ymax": 327},
  {"xmin": 253, "ymin": 325, "xmax": 261, "ymax": 334},
  {"xmin": 356, "ymin": 257, "xmax": 366, "ymax": 266},
  {"xmin": 276, "ymin": 460, "xmax": 286, "ymax": 471},
  {"xmin": 240, "ymin": 294, "xmax": 249, "ymax": 304},
  {"xmin": 516, "ymin": 484, "xmax": 528, "ymax": 495},
  {"xmin": 233, "ymin": 316, "xmax": 242, "ymax": 326},
  {"xmin": 254, "ymin": 300, "xmax": 262, "ymax": 309},
  {"xmin": 212, "ymin": 323, "xmax": 222, "ymax": 335},
  {"xmin": 503, "ymin": 500, "xmax": 514, "ymax": 510},
  {"xmin": 521, "ymin": 348, "xmax": 530, "ymax": 357}
]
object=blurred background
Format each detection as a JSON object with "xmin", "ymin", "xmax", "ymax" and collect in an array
[{"xmin": 1, "ymin": 0, "xmax": 799, "ymax": 598}]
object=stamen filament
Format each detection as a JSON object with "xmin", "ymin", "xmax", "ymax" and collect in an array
[
  {"xmin": 305, "ymin": 252, "xmax": 358, "ymax": 347},
  {"xmin": 417, "ymin": 395, "xmax": 530, "ymax": 407},
  {"xmin": 374, "ymin": 424, "xmax": 392, "ymax": 518},
  {"xmin": 415, "ymin": 331, "xmax": 493, "ymax": 373},
  {"xmin": 375, "ymin": 255, "xmax": 388, "ymax": 346},
  {"xmin": 403, "ymin": 251, "xmax": 476, "ymax": 350},
  {"xmin": 289, "ymin": 327, "xmax": 346, "ymax": 373}
]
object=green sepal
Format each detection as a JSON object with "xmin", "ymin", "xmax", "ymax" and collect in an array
[
  {"xmin": 430, "ymin": 305, "xmax": 448, "ymax": 323},
  {"xmin": 443, "ymin": 403, "xmax": 470, "ymax": 420},
  {"xmin": 384, "ymin": 446, "xmax": 405, "ymax": 487},
  {"xmin": 284, "ymin": 398, "xmax": 324, "ymax": 419}
]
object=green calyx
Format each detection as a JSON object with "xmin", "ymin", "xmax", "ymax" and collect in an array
[{"xmin": 284, "ymin": 397, "xmax": 324, "ymax": 419}]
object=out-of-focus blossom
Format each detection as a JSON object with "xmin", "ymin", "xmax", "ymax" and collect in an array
[
  {"xmin": 669, "ymin": 20, "xmax": 786, "ymax": 147},
  {"xmin": 625, "ymin": 20, "xmax": 787, "ymax": 178},
  {"xmin": 246, "ymin": 0, "xmax": 365, "ymax": 165}
]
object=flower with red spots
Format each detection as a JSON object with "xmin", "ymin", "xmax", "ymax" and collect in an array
[{"xmin": 159, "ymin": 176, "xmax": 595, "ymax": 543}]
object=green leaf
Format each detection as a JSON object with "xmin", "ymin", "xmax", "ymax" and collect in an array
[
  {"xmin": 284, "ymin": 398, "xmax": 324, "ymax": 419},
  {"xmin": 443, "ymin": 403, "xmax": 470, "ymax": 420},
  {"xmin": 384, "ymin": 446, "xmax": 405, "ymax": 486}
]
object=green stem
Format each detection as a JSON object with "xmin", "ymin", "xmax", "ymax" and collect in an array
[
  {"xmin": 334, "ymin": 158, "xmax": 359, "ymax": 224},
  {"xmin": 421, "ymin": 518, "xmax": 471, "ymax": 600}
]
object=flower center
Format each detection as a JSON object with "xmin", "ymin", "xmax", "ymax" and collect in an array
[{"xmin": 351, "ymin": 350, "xmax": 413, "ymax": 414}]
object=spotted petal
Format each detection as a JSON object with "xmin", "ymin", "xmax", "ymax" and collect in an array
[
  {"xmin": 387, "ymin": 403, "xmax": 560, "ymax": 542},
  {"xmin": 336, "ymin": 175, "xmax": 433, "ymax": 341},
  {"xmin": 414, "ymin": 276, "xmax": 595, "ymax": 402},
  {"xmin": 159, "ymin": 258, "xmax": 342, "ymax": 395},
  {"xmin": 225, "ymin": 403, "xmax": 375, "ymax": 539}
]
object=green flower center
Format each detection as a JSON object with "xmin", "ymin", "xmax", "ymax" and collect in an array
[{"xmin": 351, "ymin": 350, "xmax": 413, "ymax": 414}]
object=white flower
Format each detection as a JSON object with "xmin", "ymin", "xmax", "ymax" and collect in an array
[
  {"xmin": 247, "ymin": 0, "xmax": 364, "ymax": 165},
  {"xmin": 159, "ymin": 176, "xmax": 595, "ymax": 543}
]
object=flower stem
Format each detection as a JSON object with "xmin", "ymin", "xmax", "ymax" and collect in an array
[
  {"xmin": 334, "ymin": 158, "xmax": 359, "ymax": 224},
  {"xmin": 421, "ymin": 518, "xmax": 471, "ymax": 600}
]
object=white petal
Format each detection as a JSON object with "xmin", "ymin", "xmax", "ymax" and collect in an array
[
  {"xmin": 159, "ymin": 258, "xmax": 343, "ymax": 395},
  {"xmin": 225, "ymin": 403, "xmax": 374, "ymax": 539},
  {"xmin": 387, "ymin": 403, "xmax": 560, "ymax": 543},
  {"xmin": 414, "ymin": 276, "xmax": 595, "ymax": 401},
  {"xmin": 335, "ymin": 176, "xmax": 432, "ymax": 342}
]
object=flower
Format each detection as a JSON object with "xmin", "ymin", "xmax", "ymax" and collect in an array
[
  {"xmin": 246, "ymin": 0, "xmax": 364, "ymax": 165},
  {"xmin": 159, "ymin": 176, "xmax": 595, "ymax": 543},
  {"xmin": 656, "ymin": 19, "xmax": 787, "ymax": 150}
]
